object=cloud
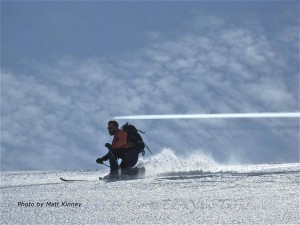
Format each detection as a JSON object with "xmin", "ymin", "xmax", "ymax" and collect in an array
[{"xmin": 1, "ymin": 12, "xmax": 299, "ymax": 171}]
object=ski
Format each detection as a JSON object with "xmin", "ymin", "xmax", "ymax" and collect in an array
[
  {"xmin": 60, "ymin": 167, "xmax": 146, "ymax": 182},
  {"xmin": 60, "ymin": 177, "xmax": 89, "ymax": 182},
  {"xmin": 99, "ymin": 169, "xmax": 146, "ymax": 182}
]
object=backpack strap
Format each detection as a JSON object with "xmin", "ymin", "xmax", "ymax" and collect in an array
[{"xmin": 144, "ymin": 143, "xmax": 153, "ymax": 155}]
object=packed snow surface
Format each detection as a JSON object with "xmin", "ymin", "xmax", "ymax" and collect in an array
[{"xmin": 1, "ymin": 150, "xmax": 299, "ymax": 224}]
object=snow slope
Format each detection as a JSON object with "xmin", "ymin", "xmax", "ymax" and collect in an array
[{"xmin": 1, "ymin": 151, "xmax": 299, "ymax": 224}]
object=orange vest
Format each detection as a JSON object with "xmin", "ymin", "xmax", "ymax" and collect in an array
[{"xmin": 112, "ymin": 130, "xmax": 130, "ymax": 149}]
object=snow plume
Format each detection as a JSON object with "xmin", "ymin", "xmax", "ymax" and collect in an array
[
  {"xmin": 137, "ymin": 148, "xmax": 300, "ymax": 177},
  {"xmin": 138, "ymin": 148, "xmax": 218, "ymax": 175}
]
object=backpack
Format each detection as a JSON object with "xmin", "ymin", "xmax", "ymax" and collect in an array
[{"xmin": 121, "ymin": 122, "xmax": 151, "ymax": 156}]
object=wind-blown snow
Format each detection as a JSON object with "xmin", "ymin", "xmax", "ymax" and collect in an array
[
  {"xmin": 1, "ymin": 150, "xmax": 299, "ymax": 224},
  {"xmin": 137, "ymin": 148, "xmax": 217, "ymax": 175}
]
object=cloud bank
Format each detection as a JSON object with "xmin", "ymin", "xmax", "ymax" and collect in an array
[{"xmin": 1, "ymin": 13, "xmax": 299, "ymax": 171}]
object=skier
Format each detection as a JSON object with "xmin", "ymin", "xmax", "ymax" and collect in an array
[{"xmin": 96, "ymin": 120, "xmax": 141, "ymax": 179}]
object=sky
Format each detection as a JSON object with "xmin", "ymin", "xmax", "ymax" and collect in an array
[{"xmin": 1, "ymin": 1, "xmax": 299, "ymax": 171}]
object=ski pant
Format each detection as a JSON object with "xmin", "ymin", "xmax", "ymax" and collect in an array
[{"xmin": 105, "ymin": 148, "xmax": 139, "ymax": 173}]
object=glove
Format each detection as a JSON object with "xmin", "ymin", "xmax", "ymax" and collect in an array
[
  {"xmin": 96, "ymin": 158, "xmax": 104, "ymax": 164},
  {"xmin": 105, "ymin": 143, "xmax": 112, "ymax": 149}
]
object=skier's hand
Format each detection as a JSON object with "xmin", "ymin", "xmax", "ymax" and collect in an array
[
  {"xmin": 96, "ymin": 158, "xmax": 104, "ymax": 164},
  {"xmin": 105, "ymin": 143, "xmax": 112, "ymax": 149}
]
